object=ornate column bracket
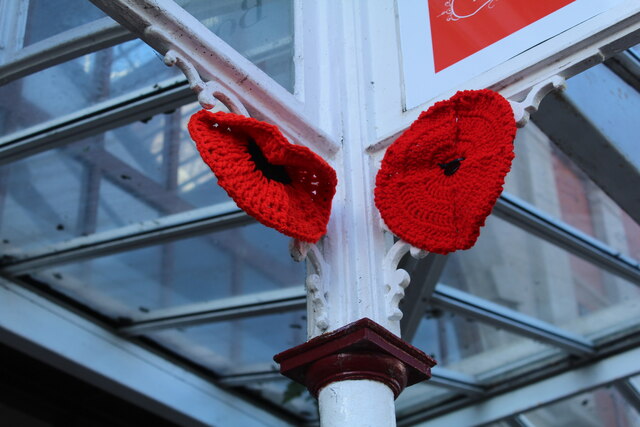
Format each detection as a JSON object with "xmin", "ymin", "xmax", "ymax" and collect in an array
[
  {"xmin": 290, "ymin": 239, "xmax": 330, "ymax": 337},
  {"xmin": 383, "ymin": 239, "xmax": 428, "ymax": 322},
  {"xmin": 509, "ymin": 75, "xmax": 566, "ymax": 128},
  {"xmin": 274, "ymin": 317, "xmax": 436, "ymax": 398},
  {"xmin": 146, "ymin": 26, "xmax": 249, "ymax": 116}
]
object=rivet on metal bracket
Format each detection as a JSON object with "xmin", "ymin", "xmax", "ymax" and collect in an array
[{"xmin": 509, "ymin": 75, "xmax": 566, "ymax": 128}]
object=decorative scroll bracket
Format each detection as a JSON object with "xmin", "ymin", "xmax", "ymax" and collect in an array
[
  {"xmin": 383, "ymin": 239, "xmax": 428, "ymax": 322},
  {"xmin": 145, "ymin": 26, "xmax": 249, "ymax": 116},
  {"xmin": 290, "ymin": 239, "xmax": 330, "ymax": 337},
  {"xmin": 509, "ymin": 75, "xmax": 566, "ymax": 128}
]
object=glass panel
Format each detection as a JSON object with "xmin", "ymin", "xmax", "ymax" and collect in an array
[
  {"xmin": 23, "ymin": 0, "xmax": 108, "ymax": 46},
  {"xmin": 0, "ymin": 102, "xmax": 231, "ymax": 254},
  {"xmin": 523, "ymin": 386, "xmax": 640, "ymax": 426},
  {"xmin": 32, "ymin": 223, "xmax": 304, "ymax": 319},
  {"xmin": 565, "ymin": 64, "xmax": 640, "ymax": 170},
  {"xmin": 241, "ymin": 379, "xmax": 318, "ymax": 422},
  {"xmin": 441, "ymin": 215, "xmax": 640, "ymax": 342},
  {"xmin": 411, "ymin": 309, "xmax": 561, "ymax": 382},
  {"xmin": 178, "ymin": 0, "xmax": 295, "ymax": 92},
  {"xmin": 147, "ymin": 310, "xmax": 306, "ymax": 375},
  {"xmin": 504, "ymin": 124, "xmax": 640, "ymax": 262},
  {"xmin": 631, "ymin": 374, "xmax": 640, "ymax": 391},
  {"xmin": 395, "ymin": 383, "xmax": 457, "ymax": 418},
  {"xmin": 0, "ymin": 40, "xmax": 181, "ymax": 136}
]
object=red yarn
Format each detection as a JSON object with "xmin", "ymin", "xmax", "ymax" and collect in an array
[
  {"xmin": 188, "ymin": 111, "xmax": 337, "ymax": 243},
  {"xmin": 375, "ymin": 89, "xmax": 516, "ymax": 254}
]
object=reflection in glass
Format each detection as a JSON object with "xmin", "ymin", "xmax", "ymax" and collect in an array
[
  {"xmin": 523, "ymin": 386, "xmax": 640, "ymax": 426},
  {"xmin": 0, "ymin": 0, "xmax": 295, "ymax": 139},
  {"xmin": 504, "ymin": 123, "xmax": 640, "ymax": 262},
  {"xmin": 395, "ymin": 382, "xmax": 456, "ymax": 418},
  {"xmin": 178, "ymin": 0, "xmax": 295, "ymax": 92},
  {"xmin": 411, "ymin": 309, "xmax": 560, "ymax": 381},
  {"xmin": 23, "ymin": 0, "xmax": 107, "ymax": 46},
  {"xmin": 565, "ymin": 64, "xmax": 640, "ymax": 169},
  {"xmin": 242, "ymin": 379, "xmax": 319, "ymax": 422},
  {"xmin": 32, "ymin": 223, "xmax": 303, "ymax": 319},
  {"xmin": 0, "ymin": 102, "xmax": 231, "ymax": 254},
  {"xmin": 441, "ymin": 215, "xmax": 640, "ymax": 342},
  {"xmin": 0, "ymin": 40, "xmax": 181, "ymax": 136},
  {"xmin": 147, "ymin": 310, "xmax": 306, "ymax": 375}
]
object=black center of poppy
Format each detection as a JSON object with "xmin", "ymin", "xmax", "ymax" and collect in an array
[
  {"xmin": 246, "ymin": 137, "xmax": 292, "ymax": 184},
  {"xmin": 438, "ymin": 157, "xmax": 465, "ymax": 176}
]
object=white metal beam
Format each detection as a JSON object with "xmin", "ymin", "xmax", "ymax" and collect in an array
[
  {"xmin": 495, "ymin": 193, "xmax": 640, "ymax": 286},
  {"xmin": 410, "ymin": 345, "xmax": 640, "ymax": 427},
  {"xmin": 88, "ymin": 0, "xmax": 339, "ymax": 157},
  {"xmin": 533, "ymin": 91, "xmax": 640, "ymax": 225},
  {"xmin": 0, "ymin": 278, "xmax": 295, "ymax": 427},
  {"xmin": 431, "ymin": 284, "xmax": 596, "ymax": 356},
  {"xmin": 120, "ymin": 286, "xmax": 307, "ymax": 335},
  {"xmin": 0, "ymin": 17, "xmax": 133, "ymax": 85},
  {"xmin": 0, "ymin": 76, "xmax": 194, "ymax": 165},
  {"xmin": 1, "ymin": 202, "xmax": 251, "ymax": 275}
]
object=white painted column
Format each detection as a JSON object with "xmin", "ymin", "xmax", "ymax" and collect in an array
[
  {"xmin": 319, "ymin": 380, "xmax": 397, "ymax": 427},
  {"xmin": 298, "ymin": 2, "xmax": 414, "ymax": 425}
]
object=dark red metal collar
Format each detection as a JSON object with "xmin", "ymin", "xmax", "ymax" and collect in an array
[{"xmin": 274, "ymin": 318, "xmax": 436, "ymax": 398}]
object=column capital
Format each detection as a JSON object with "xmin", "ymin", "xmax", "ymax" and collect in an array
[{"xmin": 274, "ymin": 318, "xmax": 436, "ymax": 398}]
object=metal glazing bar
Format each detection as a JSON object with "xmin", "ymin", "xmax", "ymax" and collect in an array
[
  {"xmin": 614, "ymin": 379, "xmax": 640, "ymax": 414},
  {"xmin": 119, "ymin": 287, "xmax": 307, "ymax": 336},
  {"xmin": 427, "ymin": 368, "xmax": 484, "ymax": 396},
  {"xmin": 0, "ymin": 278, "xmax": 296, "ymax": 427},
  {"xmin": 0, "ymin": 77, "xmax": 193, "ymax": 165},
  {"xmin": 400, "ymin": 253, "xmax": 449, "ymax": 342},
  {"xmin": 0, "ymin": 17, "xmax": 134, "ymax": 86},
  {"xmin": 1, "ymin": 202, "xmax": 252, "ymax": 275},
  {"xmin": 89, "ymin": 0, "xmax": 340, "ymax": 157},
  {"xmin": 495, "ymin": 193, "xmax": 640, "ymax": 286},
  {"xmin": 533, "ymin": 91, "xmax": 640, "ymax": 226},
  {"xmin": 431, "ymin": 284, "xmax": 596, "ymax": 356},
  {"xmin": 407, "ymin": 345, "xmax": 640, "ymax": 427},
  {"xmin": 505, "ymin": 415, "xmax": 537, "ymax": 427},
  {"xmin": 218, "ymin": 371, "xmax": 283, "ymax": 387},
  {"xmin": 604, "ymin": 50, "xmax": 640, "ymax": 92}
]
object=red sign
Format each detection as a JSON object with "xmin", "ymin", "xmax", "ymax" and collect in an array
[{"xmin": 428, "ymin": 0, "xmax": 576, "ymax": 72}]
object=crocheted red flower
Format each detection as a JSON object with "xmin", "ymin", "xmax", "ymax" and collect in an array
[
  {"xmin": 188, "ymin": 111, "xmax": 337, "ymax": 243},
  {"xmin": 375, "ymin": 89, "xmax": 516, "ymax": 254}
]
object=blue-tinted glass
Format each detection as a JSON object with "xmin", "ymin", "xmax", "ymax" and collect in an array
[
  {"xmin": 440, "ymin": 215, "xmax": 640, "ymax": 341},
  {"xmin": 523, "ymin": 386, "xmax": 640, "ymax": 426},
  {"xmin": 565, "ymin": 64, "xmax": 640, "ymax": 170},
  {"xmin": 0, "ymin": 102, "xmax": 232, "ymax": 254},
  {"xmin": 147, "ymin": 310, "xmax": 306, "ymax": 374},
  {"xmin": 504, "ymin": 125, "xmax": 640, "ymax": 262},
  {"xmin": 411, "ymin": 309, "xmax": 559, "ymax": 381},
  {"xmin": 179, "ymin": 0, "xmax": 294, "ymax": 92},
  {"xmin": 33, "ymin": 223, "xmax": 304, "ymax": 318},
  {"xmin": 24, "ymin": 0, "xmax": 107, "ymax": 46},
  {"xmin": 0, "ymin": 40, "xmax": 180, "ymax": 136}
]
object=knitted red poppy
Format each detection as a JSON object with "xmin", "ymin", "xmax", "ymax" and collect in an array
[
  {"xmin": 188, "ymin": 111, "xmax": 337, "ymax": 243},
  {"xmin": 375, "ymin": 89, "xmax": 516, "ymax": 254}
]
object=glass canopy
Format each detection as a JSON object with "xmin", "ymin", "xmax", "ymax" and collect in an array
[{"xmin": 0, "ymin": 1, "xmax": 638, "ymax": 426}]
